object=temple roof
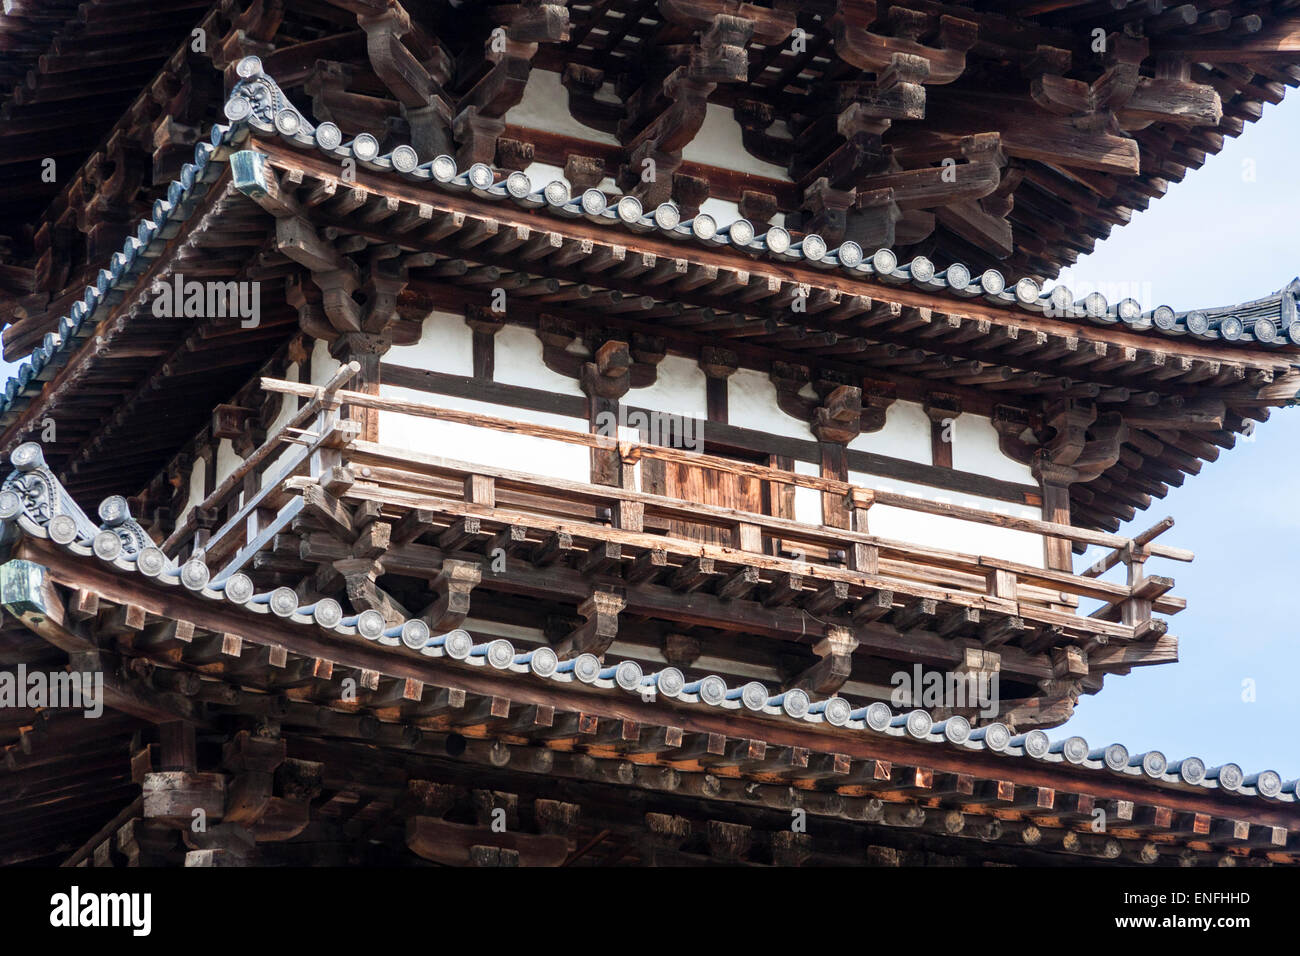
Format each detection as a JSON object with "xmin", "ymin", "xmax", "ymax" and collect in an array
[
  {"xmin": 0, "ymin": 67, "xmax": 1295, "ymax": 534},
  {"xmin": 1, "ymin": 92, "xmax": 1294, "ymax": 444},
  {"xmin": 2, "ymin": 1, "xmax": 1299, "ymax": 312},
  {"xmin": 3, "ymin": 1, "xmax": 1298, "ymax": 871},
  {"xmin": 1179, "ymin": 278, "xmax": 1300, "ymax": 341},
  {"xmin": 221, "ymin": 57, "xmax": 1300, "ymax": 348},
  {"xmin": 545, "ymin": 0, "xmax": 1300, "ymax": 278}
]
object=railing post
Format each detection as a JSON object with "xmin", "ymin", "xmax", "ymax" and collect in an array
[
  {"xmin": 613, "ymin": 499, "xmax": 644, "ymax": 533},
  {"xmin": 730, "ymin": 520, "xmax": 762, "ymax": 552},
  {"xmin": 1120, "ymin": 543, "xmax": 1154, "ymax": 630},
  {"xmin": 464, "ymin": 474, "xmax": 495, "ymax": 508},
  {"xmin": 844, "ymin": 487, "xmax": 878, "ymax": 574},
  {"xmin": 308, "ymin": 404, "xmax": 341, "ymax": 478},
  {"xmin": 1039, "ymin": 477, "xmax": 1074, "ymax": 572},
  {"xmin": 985, "ymin": 568, "xmax": 1018, "ymax": 606},
  {"xmin": 1033, "ymin": 458, "xmax": 1082, "ymax": 612},
  {"xmin": 619, "ymin": 444, "xmax": 641, "ymax": 493},
  {"xmin": 242, "ymin": 469, "xmax": 262, "ymax": 545},
  {"xmin": 192, "ymin": 509, "xmax": 217, "ymax": 559}
]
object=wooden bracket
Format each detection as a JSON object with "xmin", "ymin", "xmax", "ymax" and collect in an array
[
  {"xmin": 790, "ymin": 624, "xmax": 859, "ymax": 695},
  {"xmin": 421, "ymin": 558, "xmax": 482, "ymax": 631},
  {"xmin": 554, "ymin": 589, "xmax": 626, "ymax": 658}
]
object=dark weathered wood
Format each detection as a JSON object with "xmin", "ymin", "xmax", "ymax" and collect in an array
[{"xmin": 4, "ymin": 0, "xmax": 1298, "ymax": 870}]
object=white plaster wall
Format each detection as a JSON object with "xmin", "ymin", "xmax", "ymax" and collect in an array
[
  {"xmin": 378, "ymin": 384, "xmax": 590, "ymax": 483},
  {"xmin": 370, "ymin": 312, "xmax": 1042, "ymax": 559},
  {"xmin": 504, "ymin": 69, "xmax": 621, "ymax": 146},
  {"xmin": 377, "ymin": 323, "xmax": 589, "ymax": 482},
  {"xmin": 728, "ymin": 368, "xmax": 812, "ymax": 440},
  {"xmin": 494, "ymin": 324, "xmax": 586, "ymax": 397},
  {"xmin": 626, "ymin": 355, "xmax": 707, "ymax": 420},
  {"xmin": 520, "ymin": 161, "xmax": 618, "ymax": 197},
  {"xmin": 794, "ymin": 459, "xmax": 822, "ymax": 525},
  {"xmin": 700, "ymin": 197, "xmax": 742, "ymax": 230},
  {"xmin": 683, "ymin": 103, "xmax": 792, "ymax": 181},
  {"xmin": 523, "ymin": 161, "xmax": 566, "ymax": 191},
  {"xmin": 387, "ymin": 310, "xmax": 474, "ymax": 376},
  {"xmin": 841, "ymin": 403, "xmax": 1041, "ymax": 562},
  {"xmin": 768, "ymin": 120, "xmax": 794, "ymax": 143},
  {"xmin": 179, "ymin": 460, "xmax": 206, "ymax": 517},
  {"xmin": 721, "ymin": 381, "xmax": 1039, "ymax": 559},
  {"xmin": 849, "ymin": 470, "xmax": 1042, "ymax": 566},
  {"xmin": 214, "ymin": 438, "xmax": 242, "ymax": 492},
  {"xmin": 951, "ymin": 413, "xmax": 1035, "ymax": 484},
  {"xmin": 310, "ymin": 337, "xmax": 341, "ymax": 385},
  {"xmin": 522, "ymin": 159, "xmax": 564, "ymax": 182},
  {"xmin": 848, "ymin": 399, "xmax": 931, "ymax": 463}
]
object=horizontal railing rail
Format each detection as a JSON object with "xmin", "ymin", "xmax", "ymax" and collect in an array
[
  {"xmin": 338, "ymin": 439, "xmax": 1186, "ymax": 624},
  {"xmin": 259, "ymin": 375, "xmax": 1193, "ymax": 567}
]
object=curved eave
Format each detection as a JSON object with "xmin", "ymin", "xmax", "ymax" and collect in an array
[
  {"xmin": 1, "ymin": 55, "xmax": 1297, "ymax": 435},
  {"xmin": 1171, "ymin": 278, "xmax": 1300, "ymax": 345},
  {"xmin": 224, "ymin": 57, "xmax": 1300, "ymax": 352},
  {"xmin": 0, "ymin": 123, "xmax": 240, "ymax": 437}
]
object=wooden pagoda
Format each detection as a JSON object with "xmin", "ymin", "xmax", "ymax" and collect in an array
[{"xmin": 0, "ymin": 0, "xmax": 1298, "ymax": 868}]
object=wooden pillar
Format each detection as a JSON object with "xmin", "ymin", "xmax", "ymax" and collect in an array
[
  {"xmin": 589, "ymin": 395, "xmax": 621, "ymax": 486},
  {"xmin": 580, "ymin": 337, "xmax": 632, "ymax": 487},
  {"xmin": 845, "ymin": 488, "xmax": 878, "ymax": 574},
  {"xmin": 1039, "ymin": 471, "xmax": 1074, "ymax": 573},
  {"xmin": 158, "ymin": 721, "xmax": 197, "ymax": 772},
  {"xmin": 923, "ymin": 393, "xmax": 961, "ymax": 469},
  {"xmin": 699, "ymin": 346, "xmax": 736, "ymax": 425},
  {"xmin": 820, "ymin": 442, "xmax": 849, "ymax": 529},
  {"xmin": 465, "ymin": 305, "xmax": 502, "ymax": 381},
  {"xmin": 1120, "ymin": 543, "xmax": 1154, "ymax": 630},
  {"xmin": 330, "ymin": 332, "xmax": 391, "ymax": 444},
  {"xmin": 1032, "ymin": 399, "xmax": 1099, "ymax": 574},
  {"xmin": 812, "ymin": 382, "xmax": 863, "ymax": 531}
]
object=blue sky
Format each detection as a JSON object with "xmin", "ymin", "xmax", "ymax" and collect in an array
[{"xmin": 1054, "ymin": 93, "xmax": 1300, "ymax": 778}]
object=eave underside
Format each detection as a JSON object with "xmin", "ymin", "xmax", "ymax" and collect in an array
[
  {"xmin": 3, "ymin": 0, "xmax": 1299, "ymax": 342},
  {"xmin": 0, "ymin": 539, "xmax": 1293, "ymax": 868}
]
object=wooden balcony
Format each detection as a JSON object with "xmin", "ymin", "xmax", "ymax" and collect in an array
[{"xmin": 161, "ymin": 365, "xmax": 1192, "ymax": 720}]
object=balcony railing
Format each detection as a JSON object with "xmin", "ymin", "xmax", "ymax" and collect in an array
[{"xmin": 164, "ymin": 368, "xmax": 1191, "ymax": 654}]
